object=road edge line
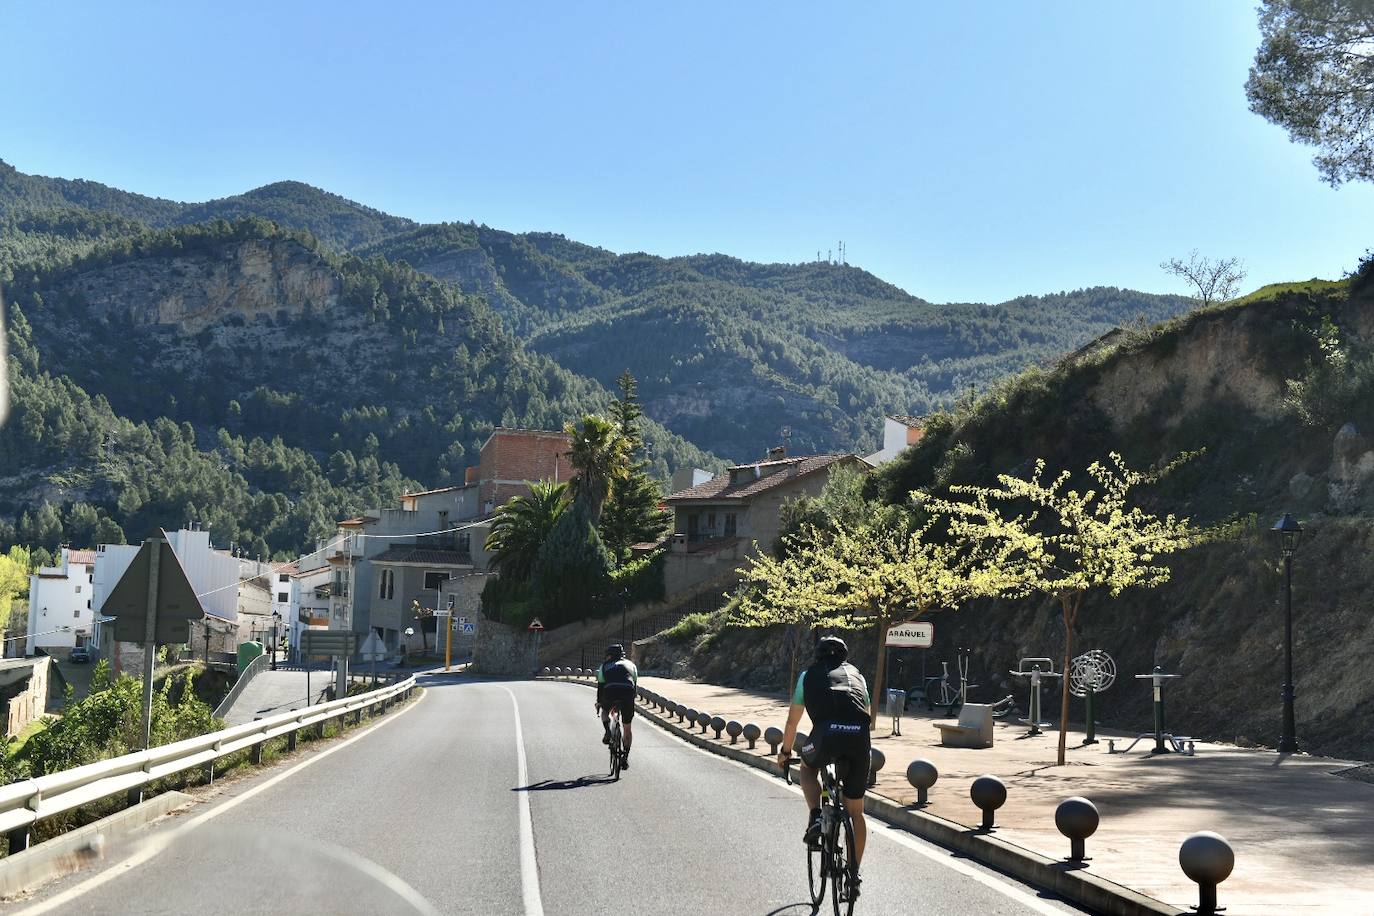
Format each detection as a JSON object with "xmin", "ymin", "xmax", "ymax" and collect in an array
[
  {"xmin": 14, "ymin": 689, "xmax": 427, "ymax": 915},
  {"xmin": 544, "ymin": 676, "xmax": 1182, "ymax": 916},
  {"xmin": 500, "ymin": 687, "xmax": 546, "ymax": 916}
]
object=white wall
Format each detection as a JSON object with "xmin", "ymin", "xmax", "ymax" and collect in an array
[
  {"xmin": 25, "ymin": 551, "xmax": 95, "ymax": 655},
  {"xmin": 90, "ymin": 529, "xmax": 271, "ymax": 654}
]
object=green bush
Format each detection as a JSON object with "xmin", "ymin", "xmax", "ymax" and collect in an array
[
  {"xmin": 15, "ymin": 668, "xmax": 219, "ymax": 780},
  {"xmin": 662, "ymin": 611, "xmax": 717, "ymax": 642},
  {"xmin": 610, "ymin": 550, "xmax": 665, "ymax": 605}
]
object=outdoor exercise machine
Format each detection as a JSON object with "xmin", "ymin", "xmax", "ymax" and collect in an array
[
  {"xmin": 1010, "ymin": 657, "xmax": 1060, "ymax": 737},
  {"xmin": 1069, "ymin": 649, "xmax": 1117, "ymax": 745},
  {"xmin": 1112, "ymin": 665, "xmax": 1195, "ymax": 755}
]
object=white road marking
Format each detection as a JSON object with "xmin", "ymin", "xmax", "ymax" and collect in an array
[
  {"xmin": 502, "ymin": 686, "xmax": 546, "ymax": 916},
  {"xmin": 634, "ymin": 695, "xmax": 1073, "ymax": 916},
  {"xmin": 15, "ymin": 689, "xmax": 427, "ymax": 915}
]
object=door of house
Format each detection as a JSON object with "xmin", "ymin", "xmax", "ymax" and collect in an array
[
  {"xmin": 724, "ymin": 512, "xmax": 737, "ymax": 537},
  {"xmin": 687, "ymin": 514, "xmax": 699, "ymax": 540}
]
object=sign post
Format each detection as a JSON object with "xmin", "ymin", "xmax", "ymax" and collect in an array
[
  {"xmin": 301, "ymin": 631, "xmax": 359, "ymax": 699},
  {"xmin": 885, "ymin": 621, "xmax": 934, "ymax": 648},
  {"xmin": 103, "ymin": 534, "xmax": 204, "ymax": 803},
  {"xmin": 444, "ymin": 594, "xmax": 455, "ymax": 671},
  {"xmin": 528, "ymin": 617, "xmax": 544, "ymax": 670}
]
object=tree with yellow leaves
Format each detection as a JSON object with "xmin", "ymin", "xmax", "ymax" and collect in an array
[
  {"xmin": 923, "ymin": 453, "xmax": 1199, "ymax": 766},
  {"xmin": 733, "ymin": 515, "xmax": 1018, "ymax": 729}
]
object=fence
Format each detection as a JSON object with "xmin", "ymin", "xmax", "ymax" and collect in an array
[
  {"xmin": 0, "ymin": 675, "xmax": 417, "ymax": 853},
  {"xmin": 211, "ymin": 652, "xmax": 269, "ymax": 719}
]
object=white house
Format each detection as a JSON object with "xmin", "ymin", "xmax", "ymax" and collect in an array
[
  {"xmin": 25, "ymin": 549, "xmax": 97, "ymax": 658},
  {"xmin": 90, "ymin": 528, "xmax": 270, "ymax": 672},
  {"xmin": 289, "ymin": 562, "xmax": 332, "ymax": 658},
  {"xmin": 865, "ymin": 415, "xmax": 926, "ymax": 465}
]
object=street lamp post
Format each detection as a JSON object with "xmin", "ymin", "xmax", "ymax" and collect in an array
[
  {"xmin": 619, "ymin": 588, "xmax": 631, "ymax": 644},
  {"xmin": 203, "ymin": 620, "xmax": 211, "ymax": 664},
  {"xmin": 1272, "ymin": 513, "xmax": 1303, "ymax": 754}
]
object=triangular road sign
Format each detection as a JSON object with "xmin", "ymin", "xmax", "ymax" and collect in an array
[
  {"xmin": 528, "ymin": 618, "xmax": 544, "ymax": 631},
  {"xmin": 104, "ymin": 537, "xmax": 204, "ymax": 644},
  {"xmin": 359, "ymin": 631, "xmax": 387, "ymax": 660}
]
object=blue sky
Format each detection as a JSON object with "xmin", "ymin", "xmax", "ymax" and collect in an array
[{"xmin": 3, "ymin": 1, "xmax": 1370, "ymax": 303}]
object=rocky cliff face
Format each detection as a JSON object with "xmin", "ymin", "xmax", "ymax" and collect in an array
[
  {"xmin": 661, "ymin": 286, "xmax": 1374, "ymax": 760},
  {"xmin": 57, "ymin": 238, "xmax": 339, "ymax": 333}
]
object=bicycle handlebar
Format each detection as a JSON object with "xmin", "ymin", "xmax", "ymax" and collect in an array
[{"xmin": 782, "ymin": 755, "xmax": 799, "ymax": 785}]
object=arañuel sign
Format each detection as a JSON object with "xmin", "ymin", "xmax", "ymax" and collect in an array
[{"xmin": 885, "ymin": 621, "xmax": 934, "ymax": 648}]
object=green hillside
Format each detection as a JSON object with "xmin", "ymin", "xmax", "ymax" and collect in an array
[{"xmin": 0, "ymin": 219, "xmax": 716, "ymax": 558}]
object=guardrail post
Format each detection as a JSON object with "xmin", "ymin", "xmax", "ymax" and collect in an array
[
  {"xmin": 7, "ymin": 826, "xmax": 30, "ymax": 854},
  {"xmin": 288, "ymin": 728, "xmax": 298, "ymax": 752},
  {"xmin": 251, "ymin": 741, "xmax": 264, "ymax": 765},
  {"xmin": 126, "ymin": 787, "xmax": 143, "ymax": 807}
]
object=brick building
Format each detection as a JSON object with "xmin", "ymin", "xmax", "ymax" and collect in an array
[
  {"xmin": 476, "ymin": 428, "xmax": 574, "ymax": 513},
  {"xmin": 296, "ymin": 426, "xmax": 575, "ymax": 657}
]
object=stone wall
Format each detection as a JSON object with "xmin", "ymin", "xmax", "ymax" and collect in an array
[
  {"xmin": 471, "ymin": 619, "xmax": 539, "ymax": 676},
  {"xmin": 3, "ymin": 657, "xmax": 48, "ymax": 737}
]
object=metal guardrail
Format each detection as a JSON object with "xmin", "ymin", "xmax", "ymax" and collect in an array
[
  {"xmin": 0, "ymin": 675, "xmax": 417, "ymax": 851},
  {"xmin": 212, "ymin": 652, "xmax": 270, "ymax": 719}
]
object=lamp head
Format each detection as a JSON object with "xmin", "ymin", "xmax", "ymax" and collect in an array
[{"xmin": 1272, "ymin": 513, "xmax": 1303, "ymax": 557}]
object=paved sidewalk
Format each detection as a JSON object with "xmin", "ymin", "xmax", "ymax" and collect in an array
[
  {"xmin": 222, "ymin": 670, "xmax": 323, "ymax": 725},
  {"xmin": 638, "ymin": 676, "xmax": 1374, "ymax": 916}
]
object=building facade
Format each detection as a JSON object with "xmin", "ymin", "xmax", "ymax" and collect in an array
[
  {"xmin": 865, "ymin": 415, "xmax": 926, "ymax": 465},
  {"xmin": 661, "ymin": 453, "xmax": 868, "ymax": 598},
  {"xmin": 293, "ymin": 427, "xmax": 571, "ymax": 657},
  {"xmin": 89, "ymin": 528, "xmax": 270, "ymax": 673},
  {"xmin": 25, "ymin": 549, "xmax": 96, "ymax": 658}
]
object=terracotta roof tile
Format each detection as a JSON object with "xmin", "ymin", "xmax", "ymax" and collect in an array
[
  {"xmin": 66, "ymin": 550, "xmax": 97, "ymax": 566},
  {"xmin": 886, "ymin": 415, "xmax": 926, "ymax": 427},
  {"xmin": 371, "ymin": 547, "xmax": 475, "ymax": 566},
  {"xmin": 663, "ymin": 455, "xmax": 859, "ymax": 502}
]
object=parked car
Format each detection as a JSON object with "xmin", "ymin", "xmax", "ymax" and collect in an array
[{"xmin": 69, "ymin": 646, "xmax": 90, "ymax": 664}]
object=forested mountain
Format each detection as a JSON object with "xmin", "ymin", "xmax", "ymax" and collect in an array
[
  {"xmin": 362, "ymin": 223, "xmax": 1198, "ymax": 457},
  {"xmin": 1, "ymin": 161, "xmax": 414, "ymax": 251},
  {"xmin": 1, "ymin": 159, "xmax": 1205, "ymax": 551},
  {"xmin": 0, "ymin": 218, "xmax": 714, "ymax": 558}
]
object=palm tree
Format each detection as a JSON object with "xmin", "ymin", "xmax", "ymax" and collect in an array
[
  {"xmin": 566, "ymin": 415, "xmax": 628, "ymax": 523},
  {"xmin": 484, "ymin": 480, "xmax": 569, "ymax": 580}
]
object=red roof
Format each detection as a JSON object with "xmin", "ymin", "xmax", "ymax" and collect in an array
[
  {"xmin": 66, "ymin": 550, "xmax": 96, "ymax": 566},
  {"xmin": 663, "ymin": 455, "xmax": 858, "ymax": 502}
]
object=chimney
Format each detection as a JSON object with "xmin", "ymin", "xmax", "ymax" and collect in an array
[{"xmin": 465, "ymin": 466, "xmax": 479, "ymax": 486}]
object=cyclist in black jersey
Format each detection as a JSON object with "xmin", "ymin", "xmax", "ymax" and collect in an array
[
  {"xmin": 778, "ymin": 636, "xmax": 872, "ymax": 878},
  {"xmin": 596, "ymin": 644, "xmax": 639, "ymax": 769}
]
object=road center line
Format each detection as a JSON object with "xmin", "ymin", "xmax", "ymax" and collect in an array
[
  {"xmin": 16, "ymin": 688, "xmax": 427, "ymax": 916},
  {"xmin": 501, "ymin": 686, "xmax": 546, "ymax": 916}
]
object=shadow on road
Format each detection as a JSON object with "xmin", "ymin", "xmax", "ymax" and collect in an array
[
  {"xmin": 761, "ymin": 904, "xmax": 819, "ymax": 915},
  {"xmin": 514, "ymin": 774, "xmax": 618, "ymax": 791}
]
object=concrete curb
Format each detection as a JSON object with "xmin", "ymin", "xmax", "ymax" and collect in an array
[
  {"xmin": 0, "ymin": 790, "xmax": 194, "ymax": 899},
  {"xmin": 551, "ymin": 677, "xmax": 1181, "ymax": 916}
]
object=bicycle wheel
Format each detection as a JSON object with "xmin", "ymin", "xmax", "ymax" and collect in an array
[
  {"xmin": 609, "ymin": 720, "xmax": 622, "ymax": 780},
  {"xmin": 807, "ymin": 829, "xmax": 827, "ymax": 908},
  {"xmin": 831, "ymin": 810, "xmax": 857, "ymax": 916},
  {"xmin": 937, "ymin": 680, "xmax": 959, "ymax": 709}
]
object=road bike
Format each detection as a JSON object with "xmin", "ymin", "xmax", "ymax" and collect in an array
[
  {"xmin": 602, "ymin": 705, "xmax": 625, "ymax": 780},
  {"xmin": 784, "ymin": 756, "xmax": 860, "ymax": 915}
]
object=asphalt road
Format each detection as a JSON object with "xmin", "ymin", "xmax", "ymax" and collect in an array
[{"xmin": 14, "ymin": 676, "xmax": 1082, "ymax": 915}]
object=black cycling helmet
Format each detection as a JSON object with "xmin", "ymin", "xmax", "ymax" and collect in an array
[
  {"xmin": 816, "ymin": 636, "xmax": 848, "ymax": 664},
  {"xmin": 605, "ymin": 644, "xmax": 626, "ymax": 660}
]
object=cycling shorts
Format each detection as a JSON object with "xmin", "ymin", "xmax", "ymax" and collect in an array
[
  {"xmin": 800, "ymin": 721, "xmax": 870, "ymax": 800},
  {"xmin": 600, "ymin": 684, "xmax": 636, "ymax": 722}
]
